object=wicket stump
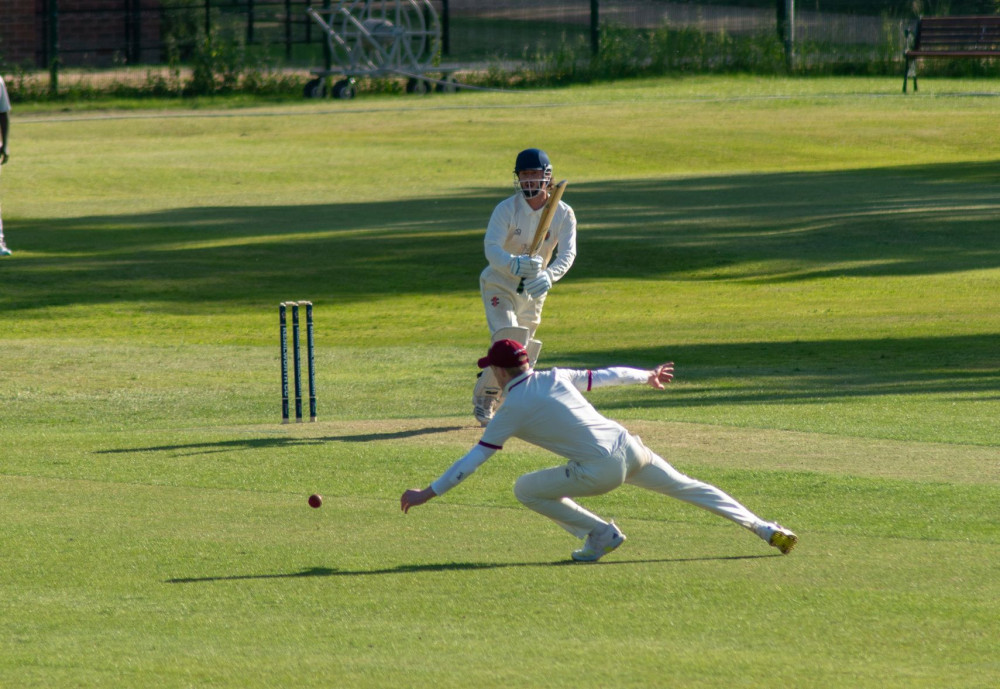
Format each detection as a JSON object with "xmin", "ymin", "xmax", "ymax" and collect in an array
[{"xmin": 280, "ymin": 301, "xmax": 317, "ymax": 423}]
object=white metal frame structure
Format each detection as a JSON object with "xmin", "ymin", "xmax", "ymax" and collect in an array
[{"xmin": 305, "ymin": 0, "xmax": 457, "ymax": 98}]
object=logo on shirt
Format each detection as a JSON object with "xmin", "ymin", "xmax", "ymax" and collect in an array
[
  {"xmin": 491, "ymin": 296, "xmax": 500, "ymax": 307},
  {"xmin": 514, "ymin": 228, "xmax": 522, "ymax": 236}
]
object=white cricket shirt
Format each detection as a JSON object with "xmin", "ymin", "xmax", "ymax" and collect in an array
[
  {"xmin": 431, "ymin": 367, "xmax": 649, "ymax": 496},
  {"xmin": 480, "ymin": 192, "xmax": 577, "ymax": 292}
]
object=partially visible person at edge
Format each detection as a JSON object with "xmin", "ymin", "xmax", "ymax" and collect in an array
[
  {"xmin": 1, "ymin": 74, "xmax": 13, "ymax": 257},
  {"xmin": 403, "ymin": 339, "xmax": 798, "ymax": 562}
]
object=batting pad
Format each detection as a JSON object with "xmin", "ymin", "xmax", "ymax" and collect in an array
[
  {"xmin": 491, "ymin": 326, "xmax": 530, "ymax": 347},
  {"xmin": 526, "ymin": 339, "xmax": 542, "ymax": 367},
  {"xmin": 473, "ymin": 326, "xmax": 532, "ymax": 420}
]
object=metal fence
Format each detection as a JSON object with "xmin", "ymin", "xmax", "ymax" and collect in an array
[{"xmin": 2, "ymin": 1, "xmax": 997, "ymax": 91}]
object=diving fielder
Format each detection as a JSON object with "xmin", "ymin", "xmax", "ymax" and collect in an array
[
  {"xmin": 473, "ymin": 148, "xmax": 577, "ymax": 424},
  {"xmin": 404, "ymin": 339, "xmax": 799, "ymax": 562}
]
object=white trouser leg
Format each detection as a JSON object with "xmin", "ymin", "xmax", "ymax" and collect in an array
[
  {"xmin": 513, "ymin": 456, "xmax": 627, "ymax": 539},
  {"xmin": 480, "ymin": 274, "xmax": 545, "ymax": 341},
  {"xmin": 624, "ymin": 437, "xmax": 762, "ymax": 531},
  {"xmin": 0, "ymin": 165, "xmax": 5, "ymax": 245}
]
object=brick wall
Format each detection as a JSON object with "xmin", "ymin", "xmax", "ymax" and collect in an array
[
  {"xmin": 0, "ymin": 1, "xmax": 39, "ymax": 66},
  {"xmin": 0, "ymin": 0, "xmax": 163, "ymax": 68}
]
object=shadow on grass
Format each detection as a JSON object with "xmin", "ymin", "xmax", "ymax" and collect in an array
[
  {"xmin": 3, "ymin": 161, "xmax": 999, "ymax": 311},
  {"xmin": 95, "ymin": 425, "xmax": 466, "ymax": 455},
  {"xmin": 165, "ymin": 554, "xmax": 776, "ymax": 583},
  {"xmin": 554, "ymin": 333, "xmax": 1000, "ymax": 408}
]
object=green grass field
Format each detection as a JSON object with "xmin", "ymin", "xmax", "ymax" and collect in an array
[{"xmin": 1, "ymin": 76, "xmax": 998, "ymax": 688}]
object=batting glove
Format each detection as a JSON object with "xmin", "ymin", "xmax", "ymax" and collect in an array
[
  {"xmin": 509, "ymin": 254, "xmax": 543, "ymax": 279},
  {"xmin": 524, "ymin": 270, "xmax": 553, "ymax": 299}
]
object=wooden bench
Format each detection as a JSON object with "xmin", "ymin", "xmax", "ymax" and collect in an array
[{"xmin": 903, "ymin": 16, "xmax": 1000, "ymax": 92}]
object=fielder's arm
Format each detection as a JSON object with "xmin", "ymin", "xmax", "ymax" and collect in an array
[
  {"xmin": 568, "ymin": 363, "xmax": 675, "ymax": 392},
  {"xmin": 401, "ymin": 443, "xmax": 499, "ymax": 513},
  {"xmin": 400, "ymin": 486, "xmax": 436, "ymax": 513}
]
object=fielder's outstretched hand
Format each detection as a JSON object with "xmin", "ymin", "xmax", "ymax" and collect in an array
[
  {"xmin": 401, "ymin": 487, "xmax": 436, "ymax": 513},
  {"xmin": 647, "ymin": 362, "xmax": 675, "ymax": 390}
]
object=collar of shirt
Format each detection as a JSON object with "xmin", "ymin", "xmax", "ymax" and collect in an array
[
  {"xmin": 504, "ymin": 370, "xmax": 533, "ymax": 394},
  {"xmin": 515, "ymin": 192, "xmax": 544, "ymax": 215}
]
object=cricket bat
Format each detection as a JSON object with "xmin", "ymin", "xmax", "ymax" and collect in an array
[{"xmin": 527, "ymin": 179, "xmax": 568, "ymax": 255}]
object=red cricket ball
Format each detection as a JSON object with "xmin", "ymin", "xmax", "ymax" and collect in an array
[{"xmin": 308, "ymin": 494, "xmax": 323, "ymax": 509}]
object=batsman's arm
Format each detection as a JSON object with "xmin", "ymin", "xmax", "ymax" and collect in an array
[
  {"xmin": 483, "ymin": 203, "xmax": 522, "ymax": 274},
  {"xmin": 541, "ymin": 207, "xmax": 578, "ymax": 282}
]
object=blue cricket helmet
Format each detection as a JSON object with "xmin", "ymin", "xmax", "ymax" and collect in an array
[
  {"xmin": 514, "ymin": 148, "xmax": 552, "ymax": 175},
  {"xmin": 513, "ymin": 149, "xmax": 553, "ymax": 199}
]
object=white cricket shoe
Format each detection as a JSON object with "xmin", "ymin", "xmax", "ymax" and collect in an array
[
  {"xmin": 0, "ymin": 244, "xmax": 11, "ymax": 257},
  {"xmin": 572, "ymin": 521, "xmax": 626, "ymax": 562}
]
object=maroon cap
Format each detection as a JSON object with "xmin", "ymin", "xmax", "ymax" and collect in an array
[{"xmin": 478, "ymin": 339, "xmax": 529, "ymax": 369}]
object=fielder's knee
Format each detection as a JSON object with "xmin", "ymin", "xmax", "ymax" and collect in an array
[{"xmin": 513, "ymin": 474, "xmax": 537, "ymax": 507}]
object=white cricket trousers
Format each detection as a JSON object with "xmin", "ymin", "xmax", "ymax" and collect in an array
[
  {"xmin": 513, "ymin": 435, "xmax": 764, "ymax": 540},
  {"xmin": 0, "ymin": 164, "xmax": 5, "ymax": 245},
  {"xmin": 480, "ymin": 273, "xmax": 545, "ymax": 341}
]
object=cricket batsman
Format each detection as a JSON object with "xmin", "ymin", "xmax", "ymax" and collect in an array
[{"xmin": 473, "ymin": 148, "xmax": 578, "ymax": 425}]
